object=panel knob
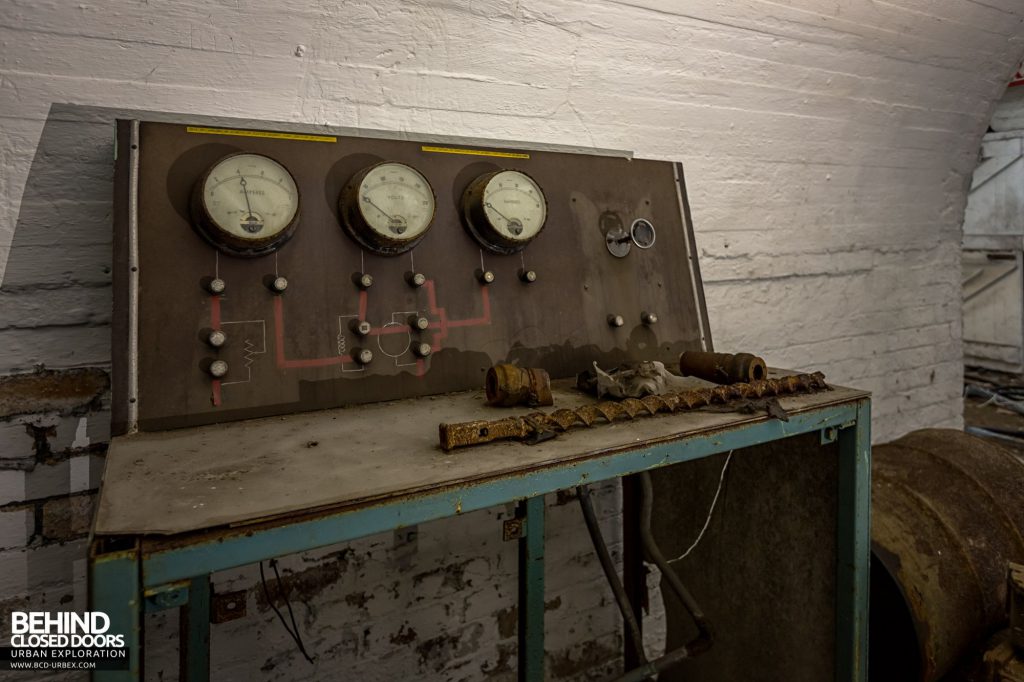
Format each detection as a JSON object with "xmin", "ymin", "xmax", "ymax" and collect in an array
[
  {"xmin": 641, "ymin": 311, "xmax": 658, "ymax": 325},
  {"xmin": 414, "ymin": 342, "xmax": 432, "ymax": 358},
  {"xmin": 476, "ymin": 269, "xmax": 495, "ymax": 285},
  {"xmin": 354, "ymin": 348, "xmax": 373, "ymax": 365},
  {"xmin": 518, "ymin": 269, "xmax": 537, "ymax": 284},
  {"xmin": 353, "ymin": 272, "xmax": 373, "ymax": 289},
  {"xmin": 207, "ymin": 278, "xmax": 226, "ymax": 295},
  {"xmin": 269, "ymin": 276, "xmax": 288, "ymax": 293},
  {"xmin": 208, "ymin": 360, "xmax": 228, "ymax": 378},
  {"xmin": 607, "ymin": 314, "xmax": 625, "ymax": 328},
  {"xmin": 349, "ymin": 319, "xmax": 372, "ymax": 337},
  {"xmin": 405, "ymin": 271, "xmax": 427, "ymax": 288},
  {"xmin": 409, "ymin": 315, "xmax": 430, "ymax": 331},
  {"xmin": 207, "ymin": 330, "xmax": 227, "ymax": 348}
]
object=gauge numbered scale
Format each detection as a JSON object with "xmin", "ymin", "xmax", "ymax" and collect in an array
[
  {"xmin": 339, "ymin": 162, "xmax": 437, "ymax": 255},
  {"xmin": 461, "ymin": 169, "xmax": 547, "ymax": 254},
  {"xmin": 191, "ymin": 153, "xmax": 300, "ymax": 257}
]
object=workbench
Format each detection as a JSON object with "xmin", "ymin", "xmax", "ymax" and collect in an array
[{"xmin": 88, "ymin": 374, "xmax": 870, "ymax": 682}]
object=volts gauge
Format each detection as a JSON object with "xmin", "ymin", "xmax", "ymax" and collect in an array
[
  {"xmin": 461, "ymin": 170, "xmax": 547, "ymax": 254},
  {"xmin": 339, "ymin": 162, "xmax": 436, "ymax": 255},
  {"xmin": 191, "ymin": 153, "xmax": 300, "ymax": 257}
]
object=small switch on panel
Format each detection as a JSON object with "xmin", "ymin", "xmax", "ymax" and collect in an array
[
  {"xmin": 353, "ymin": 348, "xmax": 374, "ymax": 365},
  {"xmin": 405, "ymin": 271, "xmax": 427, "ymax": 288},
  {"xmin": 476, "ymin": 269, "xmax": 496, "ymax": 285},
  {"xmin": 207, "ymin": 330, "xmax": 227, "ymax": 348},
  {"xmin": 518, "ymin": 268, "xmax": 537, "ymax": 284},
  {"xmin": 641, "ymin": 311, "xmax": 658, "ymax": 325},
  {"xmin": 268, "ymin": 276, "xmax": 288, "ymax": 293},
  {"xmin": 349, "ymin": 319, "xmax": 372, "ymax": 337},
  {"xmin": 208, "ymin": 360, "xmax": 228, "ymax": 378},
  {"xmin": 607, "ymin": 314, "xmax": 625, "ymax": 328},
  {"xmin": 353, "ymin": 272, "xmax": 373, "ymax": 289}
]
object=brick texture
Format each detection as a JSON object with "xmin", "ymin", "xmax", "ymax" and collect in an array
[{"xmin": 1, "ymin": 0, "xmax": 1023, "ymax": 679}]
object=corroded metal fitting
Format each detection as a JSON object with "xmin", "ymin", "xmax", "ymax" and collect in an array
[
  {"xmin": 485, "ymin": 364, "xmax": 553, "ymax": 408},
  {"xmin": 679, "ymin": 351, "xmax": 767, "ymax": 385},
  {"xmin": 441, "ymin": 371, "xmax": 828, "ymax": 451}
]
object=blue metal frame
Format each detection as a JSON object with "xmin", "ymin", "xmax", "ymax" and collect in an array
[{"xmin": 90, "ymin": 398, "xmax": 870, "ymax": 682}]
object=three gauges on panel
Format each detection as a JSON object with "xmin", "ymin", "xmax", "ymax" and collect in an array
[{"xmin": 190, "ymin": 153, "xmax": 573, "ymax": 258}]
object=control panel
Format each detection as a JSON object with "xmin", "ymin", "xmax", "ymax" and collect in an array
[{"xmin": 112, "ymin": 121, "xmax": 708, "ymax": 433}]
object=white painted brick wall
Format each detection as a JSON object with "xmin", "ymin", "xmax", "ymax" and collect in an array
[{"xmin": 1, "ymin": 0, "xmax": 1023, "ymax": 679}]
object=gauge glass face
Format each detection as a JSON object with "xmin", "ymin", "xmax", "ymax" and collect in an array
[
  {"xmin": 357, "ymin": 163, "xmax": 434, "ymax": 240},
  {"xmin": 482, "ymin": 170, "xmax": 546, "ymax": 242},
  {"xmin": 201, "ymin": 154, "xmax": 298, "ymax": 241},
  {"xmin": 631, "ymin": 219, "xmax": 656, "ymax": 249}
]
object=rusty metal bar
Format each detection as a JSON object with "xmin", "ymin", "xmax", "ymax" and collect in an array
[
  {"xmin": 678, "ymin": 350, "xmax": 767, "ymax": 385},
  {"xmin": 439, "ymin": 372, "xmax": 829, "ymax": 451}
]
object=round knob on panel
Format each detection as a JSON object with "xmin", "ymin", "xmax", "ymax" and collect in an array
[
  {"xmin": 405, "ymin": 271, "xmax": 426, "ymax": 288},
  {"xmin": 607, "ymin": 314, "xmax": 625, "ymax": 328},
  {"xmin": 207, "ymin": 278, "xmax": 226, "ymax": 295},
  {"xmin": 476, "ymin": 269, "xmax": 495, "ymax": 285},
  {"xmin": 414, "ymin": 342, "xmax": 432, "ymax": 358},
  {"xmin": 410, "ymin": 315, "xmax": 430, "ymax": 331},
  {"xmin": 353, "ymin": 272, "xmax": 373, "ymax": 289},
  {"xmin": 208, "ymin": 360, "xmax": 228, "ymax": 378},
  {"xmin": 207, "ymin": 330, "xmax": 227, "ymax": 348},
  {"xmin": 354, "ymin": 348, "xmax": 373, "ymax": 365},
  {"xmin": 349, "ymin": 319, "xmax": 372, "ymax": 337},
  {"xmin": 518, "ymin": 268, "xmax": 537, "ymax": 284},
  {"xmin": 269, "ymin": 276, "xmax": 288, "ymax": 293},
  {"xmin": 641, "ymin": 311, "xmax": 658, "ymax": 325}
]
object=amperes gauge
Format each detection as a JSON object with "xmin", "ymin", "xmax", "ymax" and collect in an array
[
  {"xmin": 339, "ymin": 162, "xmax": 436, "ymax": 255},
  {"xmin": 191, "ymin": 153, "xmax": 300, "ymax": 257},
  {"xmin": 461, "ymin": 169, "xmax": 547, "ymax": 254}
]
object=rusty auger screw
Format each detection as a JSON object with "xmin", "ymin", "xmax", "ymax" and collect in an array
[{"xmin": 438, "ymin": 372, "xmax": 829, "ymax": 451}]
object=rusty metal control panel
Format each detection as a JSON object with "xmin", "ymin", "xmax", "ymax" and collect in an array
[{"xmin": 112, "ymin": 121, "xmax": 709, "ymax": 433}]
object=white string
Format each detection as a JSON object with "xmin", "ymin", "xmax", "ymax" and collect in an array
[{"xmin": 668, "ymin": 450, "xmax": 733, "ymax": 564}]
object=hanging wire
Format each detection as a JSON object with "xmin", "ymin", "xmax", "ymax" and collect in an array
[
  {"xmin": 668, "ymin": 450, "xmax": 733, "ymax": 564},
  {"xmin": 260, "ymin": 559, "xmax": 316, "ymax": 664}
]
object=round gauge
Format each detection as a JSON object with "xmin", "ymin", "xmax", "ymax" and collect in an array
[
  {"xmin": 461, "ymin": 169, "xmax": 547, "ymax": 254},
  {"xmin": 631, "ymin": 219, "xmax": 656, "ymax": 249},
  {"xmin": 191, "ymin": 153, "xmax": 300, "ymax": 257},
  {"xmin": 339, "ymin": 162, "xmax": 436, "ymax": 255}
]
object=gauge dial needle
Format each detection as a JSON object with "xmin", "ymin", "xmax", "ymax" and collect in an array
[
  {"xmin": 484, "ymin": 202, "xmax": 514, "ymax": 224},
  {"xmin": 363, "ymin": 196, "xmax": 395, "ymax": 221},
  {"xmin": 239, "ymin": 175, "xmax": 254, "ymax": 218}
]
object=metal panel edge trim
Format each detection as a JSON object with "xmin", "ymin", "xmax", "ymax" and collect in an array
[{"xmin": 127, "ymin": 120, "xmax": 140, "ymax": 434}]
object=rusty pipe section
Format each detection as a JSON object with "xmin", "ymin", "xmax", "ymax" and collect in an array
[
  {"xmin": 871, "ymin": 429, "xmax": 1024, "ymax": 681},
  {"xmin": 679, "ymin": 351, "xmax": 767, "ymax": 385},
  {"xmin": 439, "ymin": 372, "xmax": 829, "ymax": 451},
  {"xmin": 485, "ymin": 364, "xmax": 553, "ymax": 407}
]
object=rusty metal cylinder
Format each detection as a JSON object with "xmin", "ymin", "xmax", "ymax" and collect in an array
[
  {"xmin": 871, "ymin": 429, "xmax": 1024, "ymax": 681},
  {"xmin": 485, "ymin": 364, "xmax": 553, "ymax": 407},
  {"xmin": 678, "ymin": 351, "xmax": 767, "ymax": 384}
]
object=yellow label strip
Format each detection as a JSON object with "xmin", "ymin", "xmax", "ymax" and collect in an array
[
  {"xmin": 421, "ymin": 145, "xmax": 529, "ymax": 159},
  {"xmin": 186, "ymin": 126, "xmax": 336, "ymax": 143}
]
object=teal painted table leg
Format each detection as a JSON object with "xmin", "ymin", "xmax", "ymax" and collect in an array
[
  {"xmin": 518, "ymin": 496, "xmax": 546, "ymax": 682},
  {"xmin": 179, "ymin": 576, "xmax": 210, "ymax": 682},
  {"xmin": 836, "ymin": 401, "xmax": 871, "ymax": 681},
  {"xmin": 89, "ymin": 540, "xmax": 142, "ymax": 681}
]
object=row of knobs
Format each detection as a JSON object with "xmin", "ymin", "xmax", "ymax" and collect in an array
[
  {"xmin": 205, "ymin": 269, "xmax": 540, "ymax": 296},
  {"xmin": 608, "ymin": 312, "xmax": 659, "ymax": 327}
]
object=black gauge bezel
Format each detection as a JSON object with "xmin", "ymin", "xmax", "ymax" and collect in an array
[
  {"xmin": 339, "ymin": 161, "xmax": 437, "ymax": 256},
  {"xmin": 190, "ymin": 152, "xmax": 301, "ymax": 258},
  {"xmin": 460, "ymin": 169, "xmax": 548, "ymax": 255}
]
